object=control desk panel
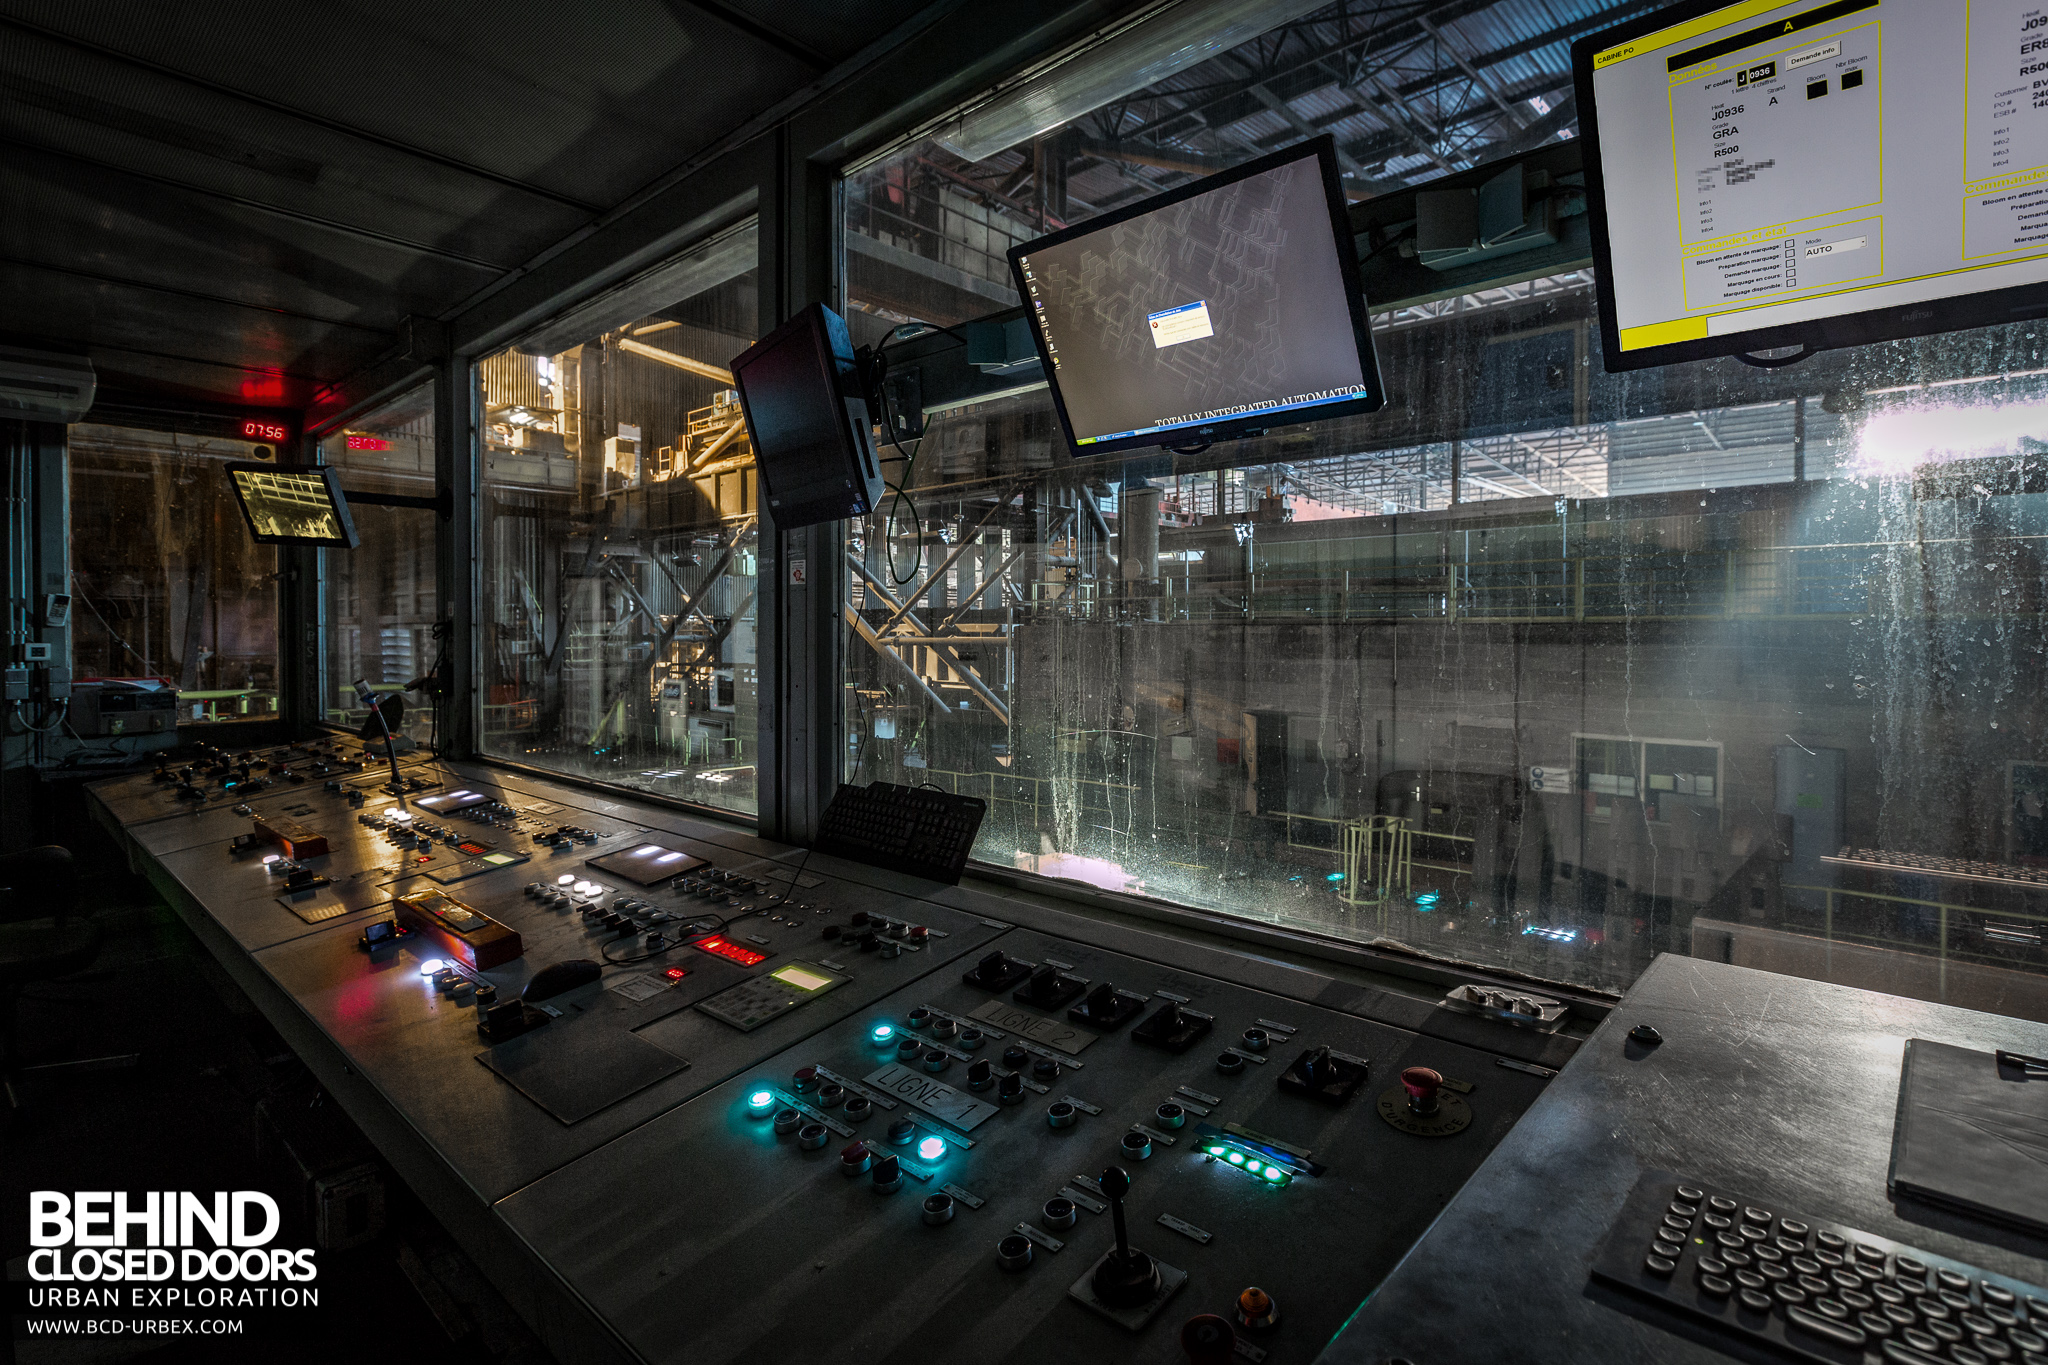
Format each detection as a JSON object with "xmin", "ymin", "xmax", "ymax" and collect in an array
[
  {"xmin": 93, "ymin": 748, "xmax": 1576, "ymax": 1365},
  {"xmin": 497, "ymin": 923, "xmax": 1560, "ymax": 1365}
]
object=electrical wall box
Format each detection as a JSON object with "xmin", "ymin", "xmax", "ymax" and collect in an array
[
  {"xmin": 255, "ymin": 1093, "xmax": 386, "ymax": 1252},
  {"xmin": 10, "ymin": 642, "xmax": 52, "ymax": 663},
  {"xmin": 3, "ymin": 667, "xmax": 26, "ymax": 701},
  {"xmin": 964, "ymin": 315, "xmax": 1039, "ymax": 374},
  {"xmin": 32, "ymin": 666, "xmax": 71, "ymax": 701},
  {"xmin": 1414, "ymin": 163, "xmax": 1558, "ymax": 272}
]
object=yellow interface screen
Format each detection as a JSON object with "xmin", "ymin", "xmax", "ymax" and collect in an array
[{"xmin": 1590, "ymin": 0, "xmax": 2048, "ymax": 353}]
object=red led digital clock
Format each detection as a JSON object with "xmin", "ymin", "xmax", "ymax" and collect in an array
[
  {"xmin": 691, "ymin": 935, "xmax": 768, "ymax": 967},
  {"xmin": 346, "ymin": 435, "xmax": 392, "ymax": 450},
  {"xmin": 242, "ymin": 420, "xmax": 290, "ymax": 442}
]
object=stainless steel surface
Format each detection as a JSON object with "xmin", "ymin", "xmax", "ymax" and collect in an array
[{"xmin": 1315, "ymin": 954, "xmax": 2048, "ymax": 1365}]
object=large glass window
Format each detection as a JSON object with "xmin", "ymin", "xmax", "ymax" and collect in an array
[
  {"xmin": 317, "ymin": 384, "xmax": 440, "ymax": 744},
  {"xmin": 841, "ymin": 3, "xmax": 2048, "ymax": 1014},
  {"xmin": 478, "ymin": 222, "xmax": 760, "ymax": 818},
  {"xmin": 68, "ymin": 423, "xmax": 280, "ymax": 724}
]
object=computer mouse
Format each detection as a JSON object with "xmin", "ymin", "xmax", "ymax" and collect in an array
[{"xmin": 522, "ymin": 958, "xmax": 602, "ymax": 1002}]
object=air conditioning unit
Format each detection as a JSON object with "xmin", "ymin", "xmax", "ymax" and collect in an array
[{"xmin": 0, "ymin": 347, "xmax": 95, "ymax": 422}]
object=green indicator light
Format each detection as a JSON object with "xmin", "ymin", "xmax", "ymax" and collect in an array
[
  {"xmin": 745, "ymin": 1090, "xmax": 774, "ymax": 1115},
  {"xmin": 1206, "ymin": 1146, "xmax": 1224, "ymax": 1157},
  {"xmin": 1227, "ymin": 1152, "xmax": 1245, "ymax": 1165},
  {"xmin": 1263, "ymin": 1168, "xmax": 1285, "ymax": 1183}
]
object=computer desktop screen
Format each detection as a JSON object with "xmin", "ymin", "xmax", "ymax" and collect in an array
[
  {"xmin": 1009, "ymin": 136, "xmax": 1384, "ymax": 455},
  {"xmin": 1577, "ymin": 0, "xmax": 2048, "ymax": 370}
]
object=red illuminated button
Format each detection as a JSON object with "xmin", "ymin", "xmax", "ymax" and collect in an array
[
  {"xmin": 691, "ymin": 934, "xmax": 768, "ymax": 967},
  {"xmin": 662, "ymin": 966, "xmax": 689, "ymax": 982}
]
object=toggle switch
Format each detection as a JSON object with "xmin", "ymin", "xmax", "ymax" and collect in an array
[
  {"xmin": 1068, "ymin": 981, "xmax": 1144, "ymax": 1029},
  {"xmin": 964, "ymin": 950, "xmax": 1032, "ymax": 991}
]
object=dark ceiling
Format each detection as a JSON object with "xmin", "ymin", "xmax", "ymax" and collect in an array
[{"xmin": 0, "ymin": 0, "xmax": 942, "ymax": 414}]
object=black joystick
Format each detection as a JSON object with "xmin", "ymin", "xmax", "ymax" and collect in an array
[{"xmin": 1090, "ymin": 1165, "xmax": 1162, "ymax": 1309}]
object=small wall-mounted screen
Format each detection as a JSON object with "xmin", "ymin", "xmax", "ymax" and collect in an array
[{"xmin": 224, "ymin": 462, "xmax": 360, "ymax": 548}]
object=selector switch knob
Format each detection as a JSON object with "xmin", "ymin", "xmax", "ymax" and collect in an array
[
  {"xmin": 1235, "ymin": 1287, "xmax": 1280, "ymax": 1331},
  {"xmin": 996, "ymin": 1234, "xmax": 1034, "ymax": 1271},
  {"xmin": 998, "ymin": 1073, "xmax": 1025, "ymax": 1105},
  {"xmin": 839, "ymin": 1142, "xmax": 872, "ymax": 1177},
  {"xmin": 1180, "ymin": 1315, "xmax": 1238, "ymax": 1365},
  {"xmin": 872, "ymin": 1155, "xmax": 902, "ymax": 1194},
  {"xmin": 966, "ymin": 1059, "xmax": 994, "ymax": 1091}
]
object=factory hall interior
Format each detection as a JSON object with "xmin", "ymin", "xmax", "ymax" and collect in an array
[{"xmin": 16, "ymin": 1, "xmax": 2048, "ymax": 1363}]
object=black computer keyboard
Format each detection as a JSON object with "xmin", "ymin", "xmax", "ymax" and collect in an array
[
  {"xmin": 1592, "ymin": 1170, "xmax": 2048, "ymax": 1365},
  {"xmin": 814, "ymin": 781, "xmax": 986, "ymax": 885}
]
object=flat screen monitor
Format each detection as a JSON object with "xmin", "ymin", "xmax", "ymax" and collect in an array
[
  {"xmin": 224, "ymin": 462, "xmax": 359, "ymax": 548},
  {"xmin": 1576, "ymin": 0, "xmax": 2048, "ymax": 371},
  {"xmin": 1007, "ymin": 136, "xmax": 1384, "ymax": 456},
  {"xmin": 729, "ymin": 302, "xmax": 884, "ymax": 531}
]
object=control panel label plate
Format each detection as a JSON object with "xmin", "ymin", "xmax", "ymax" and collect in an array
[
  {"xmin": 967, "ymin": 999, "xmax": 1099, "ymax": 1056},
  {"xmin": 862, "ymin": 1064, "xmax": 999, "ymax": 1131}
]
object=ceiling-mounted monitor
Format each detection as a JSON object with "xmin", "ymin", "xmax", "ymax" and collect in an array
[
  {"xmin": 1575, "ymin": 0, "xmax": 2048, "ymax": 372},
  {"xmin": 1007, "ymin": 135, "xmax": 1385, "ymax": 456},
  {"xmin": 729, "ymin": 302, "xmax": 884, "ymax": 531},
  {"xmin": 224, "ymin": 462, "xmax": 359, "ymax": 548}
]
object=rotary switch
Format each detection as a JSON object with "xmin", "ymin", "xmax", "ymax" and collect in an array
[{"xmin": 1235, "ymin": 1287, "xmax": 1280, "ymax": 1330}]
